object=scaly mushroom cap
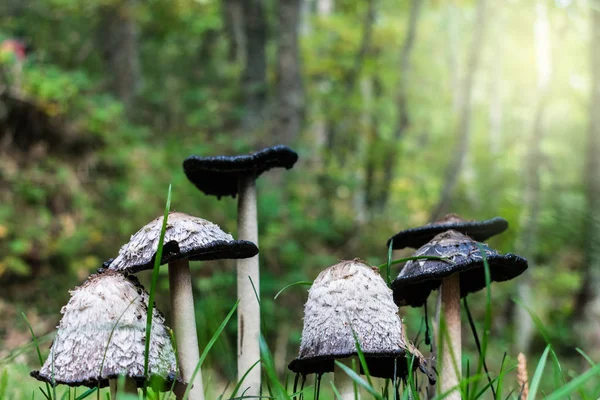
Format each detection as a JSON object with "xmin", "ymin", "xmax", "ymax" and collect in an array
[
  {"xmin": 386, "ymin": 214, "xmax": 508, "ymax": 250},
  {"xmin": 31, "ymin": 272, "xmax": 178, "ymax": 389},
  {"xmin": 183, "ymin": 145, "xmax": 298, "ymax": 199},
  {"xmin": 288, "ymin": 260, "xmax": 420, "ymax": 379},
  {"xmin": 103, "ymin": 212, "xmax": 258, "ymax": 274},
  {"xmin": 392, "ymin": 230, "xmax": 528, "ymax": 307}
]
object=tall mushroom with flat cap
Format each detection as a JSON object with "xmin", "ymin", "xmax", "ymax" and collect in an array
[
  {"xmin": 386, "ymin": 213, "xmax": 509, "ymax": 250},
  {"xmin": 289, "ymin": 259, "xmax": 426, "ymax": 399},
  {"xmin": 183, "ymin": 145, "xmax": 298, "ymax": 394},
  {"xmin": 103, "ymin": 211, "xmax": 258, "ymax": 400},
  {"xmin": 30, "ymin": 271, "xmax": 180, "ymax": 395},
  {"xmin": 392, "ymin": 230, "xmax": 528, "ymax": 399}
]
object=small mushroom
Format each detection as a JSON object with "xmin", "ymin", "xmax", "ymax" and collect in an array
[
  {"xmin": 183, "ymin": 145, "xmax": 298, "ymax": 395},
  {"xmin": 386, "ymin": 214, "xmax": 508, "ymax": 250},
  {"xmin": 103, "ymin": 211, "xmax": 258, "ymax": 400},
  {"xmin": 30, "ymin": 272, "xmax": 179, "ymax": 395},
  {"xmin": 392, "ymin": 230, "xmax": 528, "ymax": 399},
  {"xmin": 289, "ymin": 260, "xmax": 424, "ymax": 399}
]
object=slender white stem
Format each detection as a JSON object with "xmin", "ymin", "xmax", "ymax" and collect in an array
[
  {"xmin": 440, "ymin": 274, "xmax": 461, "ymax": 400},
  {"xmin": 237, "ymin": 174, "xmax": 261, "ymax": 396},
  {"xmin": 169, "ymin": 258, "xmax": 205, "ymax": 400},
  {"xmin": 334, "ymin": 358, "xmax": 357, "ymax": 400}
]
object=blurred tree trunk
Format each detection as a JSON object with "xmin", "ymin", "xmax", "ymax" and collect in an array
[
  {"xmin": 573, "ymin": 0, "xmax": 600, "ymax": 359},
  {"xmin": 429, "ymin": 0, "xmax": 488, "ymax": 221},
  {"xmin": 325, "ymin": 0, "xmax": 376, "ymax": 158},
  {"xmin": 364, "ymin": 76, "xmax": 382, "ymax": 212},
  {"xmin": 272, "ymin": 0, "xmax": 305, "ymax": 144},
  {"xmin": 241, "ymin": 0, "xmax": 268, "ymax": 133},
  {"xmin": 446, "ymin": 3, "xmax": 459, "ymax": 114},
  {"xmin": 222, "ymin": 0, "xmax": 245, "ymax": 63},
  {"xmin": 99, "ymin": 0, "xmax": 141, "ymax": 114},
  {"xmin": 317, "ymin": 0, "xmax": 334, "ymax": 15},
  {"xmin": 375, "ymin": 0, "xmax": 423, "ymax": 210},
  {"xmin": 513, "ymin": 1, "xmax": 551, "ymax": 354}
]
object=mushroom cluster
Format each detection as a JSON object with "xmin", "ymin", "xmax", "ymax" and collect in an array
[
  {"xmin": 386, "ymin": 214, "xmax": 528, "ymax": 399},
  {"xmin": 28, "ymin": 142, "xmax": 529, "ymax": 400}
]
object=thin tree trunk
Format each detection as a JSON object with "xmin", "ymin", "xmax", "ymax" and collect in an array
[
  {"xmin": 325, "ymin": 0, "xmax": 376, "ymax": 155},
  {"xmin": 272, "ymin": 0, "xmax": 305, "ymax": 144},
  {"xmin": 429, "ymin": 0, "xmax": 488, "ymax": 221},
  {"xmin": 364, "ymin": 76, "xmax": 384, "ymax": 213},
  {"xmin": 514, "ymin": 1, "xmax": 551, "ymax": 354},
  {"xmin": 316, "ymin": 0, "xmax": 334, "ymax": 15},
  {"xmin": 376, "ymin": 0, "xmax": 423, "ymax": 210},
  {"xmin": 222, "ymin": 0, "xmax": 245, "ymax": 64},
  {"xmin": 446, "ymin": 4, "xmax": 460, "ymax": 114},
  {"xmin": 99, "ymin": 0, "xmax": 141, "ymax": 114},
  {"xmin": 241, "ymin": 0, "xmax": 268, "ymax": 133},
  {"xmin": 573, "ymin": 0, "xmax": 600, "ymax": 360}
]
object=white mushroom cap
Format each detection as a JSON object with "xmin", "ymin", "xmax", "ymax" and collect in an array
[
  {"xmin": 31, "ymin": 271, "xmax": 177, "ymax": 389},
  {"xmin": 104, "ymin": 212, "xmax": 258, "ymax": 273},
  {"xmin": 289, "ymin": 259, "xmax": 420, "ymax": 379}
]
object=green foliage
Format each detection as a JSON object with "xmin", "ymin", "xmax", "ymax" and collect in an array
[{"xmin": 0, "ymin": 0, "xmax": 597, "ymax": 398}]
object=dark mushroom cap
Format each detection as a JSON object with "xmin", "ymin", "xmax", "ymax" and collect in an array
[
  {"xmin": 30, "ymin": 272, "xmax": 180, "ymax": 390},
  {"xmin": 386, "ymin": 214, "xmax": 509, "ymax": 250},
  {"xmin": 183, "ymin": 145, "xmax": 298, "ymax": 199},
  {"xmin": 103, "ymin": 212, "xmax": 258, "ymax": 274},
  {"xmin": 391, "ymin": 230, "xmax": 528, "ymax": 307},
  {"xmin": 288, "ymin": 260, "xmax": 421, "ymax": 379}
]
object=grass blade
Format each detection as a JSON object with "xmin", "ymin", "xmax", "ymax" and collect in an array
[
  {"xmin": 386, "ymin": 239, "xmax": 394, "ymax": 286},
  {"xmin": 528, "ymin": 344, "xmax": 551, "ymax": 399},
  {"xmin": 75, "ymin": 388, "xmax": 98, "ymax": 400},
  {"xmin": 376, "ymin": 256, "xmax": 453, "ymax": 270},
  {"xmin": 273, "ymin": 281, "xmax": 313, "ymax": 300},
  {"xmin": 230, "ymin": 359, "xmax": 261, "ymax": 398},
  {"xmin": 333, "ymin": 360, "xmax": 383, "ymax": 400},
  {"xmin": 22, "ymin": 312, "xmax": 54, "ymax": 400},
  {"xmin": 183, "ymin": 299, "xmax": 239, "ymax": 400},
  {"xmin": 544, "ymin": 362, "xmax": 600, "ymax": 400},
  {"xmin": 260, "ymin": 335, "xmax": 290, "ymax": 400},
  {"xmin": 144, "ymin": 184, "xmax": 172, "ymax": 379}
]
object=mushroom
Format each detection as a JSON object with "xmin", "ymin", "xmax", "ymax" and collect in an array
[
  {"xmin": 30, "ymin": 271, "xmax": 180, "ymax": 395},
  {"xmin": 289, "ymin": 260, "xmax": 425, "ymax": 399},
  {"xmin": 386, "ymin": 213, "xmax": 509, "ymax": 251},
  {"xmin": 183, "ymin": 145, "xmax": 298, "ymax": 394},
  {"xmin": 103, "ymin": 211, "xmax": 258, "ymax": 400},
  {"xmin": 391, "ymin": 230, "xmax": 528, "ymax": 399}
]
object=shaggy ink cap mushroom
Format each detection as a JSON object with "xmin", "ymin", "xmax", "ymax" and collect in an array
[
  {"xmin": 289, "ymin": 259, "xmax": 422, "ymax": 379},
  {"xmin": 386, "ymin": 213, "xmax": 509, "ymax": 250},
  {"xmin": 103, "ymin": 211, "xmax": 258, "ymax": 274},
  {"xmin": 30, "ymin": 271, "xmax": 179, "ymax": 391},
  {"xmin": 183, "ymin": 145, "xmax": 298, "ymax": 396},
  {"xmin": 182, "ymin": 144, "xmax": 299, "ymax": 199},
  {"xmin": 103, "ymin": 211, "xmax": 257, "ymax": 400},
  {"xmin": 391, "ymin": 229, "xmax": 528, "ymax": 307}
]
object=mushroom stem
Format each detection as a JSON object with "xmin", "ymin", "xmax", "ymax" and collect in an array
[
  {"xmin": 440, "ymin": 274, "xmax": 461, "ymax": 400},
  {"xmin": 334, "ymin": 358, "xmax": 357, "ymax": 400},
  {"xmin": 109, "ymin": 378, "xmax": 138, "ymax": 398},
  {"xmin": 168, "ymin": 258, "xmax": 205, "ymax": 400},
  {"xmin": 236, "ymin": 174, "xmax": 261, "ymax": 395}
]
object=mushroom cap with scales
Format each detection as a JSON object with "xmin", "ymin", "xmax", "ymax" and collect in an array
[
  {"xmin": 288, "ymin": 259, "xmax": 423, "ymax": 379},
  {"xmin": 103, "ymin": 211, "xmax": 258, "ymax": 274},
  {"xmin": 183, "ymin": 145, "xmax": 298, "ymax": 199},
  {"xmin": 386, "ymin": 213, "xmax": 509, "ymax": 250},
  {"xmin": 391, "ymin": 230, "xmax": 528, "ymax": 307},
  {"xmin": 30, "ymin": 271, "xmax": 179, "ymax": 390}
]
